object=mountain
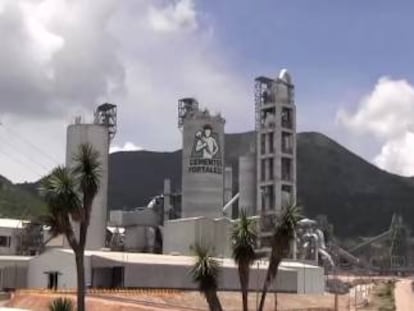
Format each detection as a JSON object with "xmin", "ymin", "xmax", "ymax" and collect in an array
[
  {"xmin": 108, "ymin": 131, "xmax": 414, "ymax": 238},
  {"xmin": 7, "ymin": 131, "xmax": 414, "ymax": 238},
  {"xmin": 297, "ymin": 132, "xmax": 414, "ymax": 237},
  {"xmin": 0, "ymin": 176, "xmax": 46, "ymax": 219}
]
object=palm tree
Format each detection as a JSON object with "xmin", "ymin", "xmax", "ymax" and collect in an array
[
  {"xmin": 258, "ymin": 202, "xmax": 302, "ymax": 311},
  {"xmin": 41, "ymin": 144, "xmax": 101, "ymax": 311},
  {"xmin": 190, "ymin": 244, "xmax": 223, "ymax": 311},
  {"xmin": 232, "ymin": 209, "xmax": 257, "ymax": 311}
]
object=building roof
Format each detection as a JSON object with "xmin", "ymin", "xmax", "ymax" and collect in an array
[
  {"xmin": 0, "ymin": 256, "xmax": 31, "ymax": 261},
  {"xmin": 55, "ymin": 249, "xmax": 319, "ymax": 270},
  {"xmin": 0, "ymin": 218, "xmax": 28, "ymax": 229}
]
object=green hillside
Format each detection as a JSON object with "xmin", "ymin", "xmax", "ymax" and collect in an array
[
  {"xmin": 0, "ymin": 176, "xmax": 46, "ymax": 219},
  {"xmin": 7, "ymin": 131, "xmax": 414, "ymax": 238}
]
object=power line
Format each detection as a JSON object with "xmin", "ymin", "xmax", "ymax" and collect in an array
[
  {"xmin": 0, "ymin": 148, "xmax": 44, "ymax": 179},
  {"xmin": 0, "ymin": 123, "xmax": 60, "ymax": 166},
  {"xmin": 0, "ymin": 132, "xmax": 51, "ymax": 172}
]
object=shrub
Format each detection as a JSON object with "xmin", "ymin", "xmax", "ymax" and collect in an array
[{"xmin": 49, "ymin": 297, "xmax": 74, "ymax": 311}]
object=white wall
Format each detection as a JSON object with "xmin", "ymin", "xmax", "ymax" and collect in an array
[
  {"xmin": 163, "ymin": 217, "xmax": 233, "ymax": 257},
  {"xmin": 0, "ymin": 259, "xmax": 29, "ymax": 289},
  {"xmin": 123, "ymin": 261, "xmax": 298, "ymax": 292},
  {"xmin": 0, "ymin": 227, "xmax": 21, "ymax": 255},
  {"xmin": 27, "ymin": 249, "xmax": 92, "ymax": 289},
  {"xmin": 124, "ymin": 227, "xmax": 147, "ymax": 251}
]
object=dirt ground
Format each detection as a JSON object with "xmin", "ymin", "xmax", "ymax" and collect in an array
[
  {"xmin": 394, "ymin": 279, "xmax": 414, "ymax": 311},
  {"xmin": 6, "ymin": 290, "xmax": 353, "ymax": 311}
]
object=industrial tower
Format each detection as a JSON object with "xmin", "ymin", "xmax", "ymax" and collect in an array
[
  {"xmin": 65, "ymin": 103, "xmax": 117, "ymax": 250},
  {"xmin": 255, "ymin": 69, "xmax": 297, "ymax": 250},
  {"xmin": 178, "ymin": 98, "xmax": 226, "ymax": 219}
]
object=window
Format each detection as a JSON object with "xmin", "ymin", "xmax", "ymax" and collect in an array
[
  {"xmin": 268, "ymin": 132, "xmax": 274, "ymax": 153},
  {"xmin": 281, "ymin": 107, "xmax": 293, "ymax": 129},
  {"xmin": 282, "ymin": 158, "xmax": 292, "ymax": 181},
  {"xmin": 261, "ymin": 185, "xmax": 275, "ymax": 211},
  {"xmin": 0, "ymin": 236, "xmax": 11, "ymax": 248},
  {"xmin": 260, "ymin": 134, "xmax": 266, "ymax": 154},
  {"xmin": 261, "ymin": 159, "xmax": 266, "ymax": 181},
  {"xmin": 282, "ymin": 185, "xmax": 293, "ymax": 206},
  {"xmin": 261, "ymin": 83, "xmax": 274, "ymax": 104},
  {"xmin": 282, "ymin": 132, "xmax": 293, "ymax": 154},
  {"xmin": 261, "ymin": 108, "xmax": 276, "ymax": 129},
  {"xmin": 268, "ymin": 158, "xmax": 274, "ymax": 180},
  {"xmin": 268, "ymin": 186, "xmax": 275, "ymax": 210}
]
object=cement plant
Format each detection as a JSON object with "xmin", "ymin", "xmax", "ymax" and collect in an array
[{"xmin": 0, "ymin": 70, "xmax": 411, "ymax": 310}]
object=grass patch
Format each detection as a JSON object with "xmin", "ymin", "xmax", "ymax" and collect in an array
[{"xmin": 375, "ymin": 281, "xmax": 396, "ymax": 311}]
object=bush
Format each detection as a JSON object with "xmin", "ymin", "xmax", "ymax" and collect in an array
[{"xmin": 49, "ymin": 297, "xmax": 74, "ymax": 311}]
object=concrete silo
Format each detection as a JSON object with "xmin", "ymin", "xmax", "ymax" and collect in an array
[
  {"xmin": 66, "ymin": 104, "xmax": 117, "ymax": 250},
  {"xmin": 178, "ymin": 98, "xmax": 225, "ymax": 219}
]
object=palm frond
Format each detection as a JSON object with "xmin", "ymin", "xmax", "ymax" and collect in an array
[
  {"xmin": 72, "ymin": 144, "xmax": 101, "ymax": 203},
  {"xmin": 40, "ymin": 166, "xmax": 81, "ymax": 219},
  {"xmin": 49, "ymin": 297, "xmax": 74, "ymax": 311},
  {"xmin": 267, "ymin": 202, "xmax": 302, "ymax": 281},
  {"xmin": 274, "ymin": 202, "xmax": 302, "ymax": 241},
  {"xmin": 190, "ymin": 243, "xmax": 220, "ymax": 293},
  {"xmin": 232, "ymin": 209, "xmax": 257, "ymax": 265}
]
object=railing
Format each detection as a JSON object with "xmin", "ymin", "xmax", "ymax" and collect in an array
[{"xmin": 16, "ymin": 288, "xmax": 181, "ymax": 296}]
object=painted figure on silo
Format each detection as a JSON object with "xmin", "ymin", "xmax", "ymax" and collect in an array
[{"xmin": 193, "ymin": 124, "xmax": 219, "ymax": 159}]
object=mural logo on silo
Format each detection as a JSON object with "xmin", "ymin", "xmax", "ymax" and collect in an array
[{"xmin": 189, "ymin": 124, "xmax": 223, "ymax": 174}]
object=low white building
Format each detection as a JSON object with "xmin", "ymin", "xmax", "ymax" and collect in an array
[
  {"xmin": 0, "ymin": 219, "xmax": 28, "ymax": 256},
  {"xmin": 0, "ymin": 256, "xmax": 30, "ymax": 289},
  {"xmin": 26, "ymin": 248, "xmax": 324, "ymax": 293}
]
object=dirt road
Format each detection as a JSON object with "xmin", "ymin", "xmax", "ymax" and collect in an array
[{"xmin": 395, "ymin": 279, "xmax": 414, "ymax": 311}]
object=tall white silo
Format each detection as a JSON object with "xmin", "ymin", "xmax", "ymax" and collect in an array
[
  {"xmin": 66, "ymin": 104, "xmax": 117, "ymax": 250},
  {"xmin": 178, "ymin": 98, "xmax": 226, "ymax": 219}
]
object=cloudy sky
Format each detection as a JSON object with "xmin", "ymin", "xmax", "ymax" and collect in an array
[{"xmin": 1, "ymin": 0, "xmax": 414, "ymax": 182}]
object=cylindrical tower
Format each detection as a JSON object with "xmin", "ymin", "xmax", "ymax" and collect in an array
[
  {"xmin": 179, "ymin": 98, "xmax": 225, "ymax": 219},
  {"xmin": 66, "ymin": 123, "xmax": 109, "ymax": 250}
]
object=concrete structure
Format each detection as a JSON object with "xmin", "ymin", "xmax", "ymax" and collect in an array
[
  {"xmin": 178, "ymin": 98, "xmax": 226, "ymax": 219},
  {"xmin": 26, "ymin": 248, "xmax": 324, "ymax": 293},
  {"xmin": 109, "ymin": 209, "xmax": 160, "ymax": 252},
  {"xmin": 254, "ymin": 69, "xmax": 297, "ymax": 249},
  {"xmin": 239, "ymin": 155, "xmax": 256, "ymax": 216},
  {"xmin": 64, "ymin": 104, "xmax": 116, "ymax": 250},
  {"xmin": 163, "ymin": 217, "xmax": 233, "ymax": 257},
  {"xmin": 66, "ymin": 123, "xmax": 109, "ymax": 250},
  {"xmin": 0, "ymin": 219, "xmax": 28, "ymax": 256},
  {"xmin": 0, "ymin": 256, "xmax": 30, "ymax": 289}
]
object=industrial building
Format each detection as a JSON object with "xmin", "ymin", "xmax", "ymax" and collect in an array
[
  {"xmin": 255, "ymin": 70, "xmax": 296, "ymax": 251},
  {"xmin": 0, "ymin": 69, "xmax": 325, "ymax": 293},
  {"xmin": 0, "ymin": 219, "xmax": 28, "ymax": 256}
]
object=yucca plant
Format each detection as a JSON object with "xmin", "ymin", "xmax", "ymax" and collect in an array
[
  {"xmin": 258, "ymin": 202, "xmax": 302, "ymax": 311},
  {"xmin": 190, "ymin": 243, "xmax": 223, "ymax": 311},
  {"xmin": 232, "ymin": 209, "xmax": 257, "ymax": 311},
  {"xmin": 49, "ymin": 297, "xmax": 74, "ymax": 311},
  {"xmin": 41, "ymin": 144, "xmax": 101, "ymax": 311}
]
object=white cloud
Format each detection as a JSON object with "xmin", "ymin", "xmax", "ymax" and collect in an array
[
  {"xmin": 338, "ymin": 77, "xmax": 414, "ymax": 176},
  {"xmin": 374, "ymin": 132, "xmax": 414, "ymax": 176},
  {"xmin": 0, "ymin": 0, "xmax": 124, "ymax": 118},
  {"xmin": 110, "ymin": 142, "xmax": 142, "ymax": 154},
  {"xmin": 0, "ymin": 0, "xmax": 251, "ymax": 182},
  {"xmin": 337, "ymin": 77, "xmax": 414, "ymax": 139},
  {"xmin": 148, "ymin": 0, "xmax": 197, "ymax": 33}
]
